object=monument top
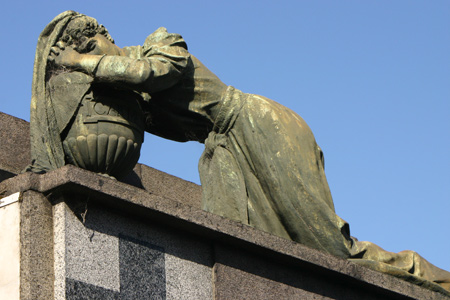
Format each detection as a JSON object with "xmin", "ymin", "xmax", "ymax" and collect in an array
[{"xmin": 1, "ymin": 111, "xmax": 449, "ymax": 298}]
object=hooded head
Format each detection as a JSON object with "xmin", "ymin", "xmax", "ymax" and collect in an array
[{"xmin": 28, "ymin": 11, "xmax": 104, "ymax": 173}]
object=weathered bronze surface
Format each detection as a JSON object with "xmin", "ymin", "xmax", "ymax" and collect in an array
[
  {"xmin": 56, "ymin": 75, "xmax": 144, "ymax": 178},
  {"xmin": 29, "ymin": 11, "xmax": 450, "ymax": 293},
  {"xmin": 28, "ymin": 11, "xmax": 144, "ymax": 179}
]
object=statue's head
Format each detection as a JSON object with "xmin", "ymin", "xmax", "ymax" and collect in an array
[
  {"xmin": 60, "ymin": 16, "xmax": 113, "ymax": 49},
  {"xmin": 57, "ymin": 15, "xmax": 122, "ymax": 56}
]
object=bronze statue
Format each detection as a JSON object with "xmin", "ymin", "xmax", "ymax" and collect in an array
[{"xmin": 29, "ymin": 11, "xmax": 450, "ymax": 293}]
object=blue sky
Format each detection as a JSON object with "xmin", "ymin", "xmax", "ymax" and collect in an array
[{"xmin": 1, "ymin": 1, "xmax": 449, "ymax": 271}]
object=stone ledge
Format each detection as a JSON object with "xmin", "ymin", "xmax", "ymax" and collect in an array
[
  {"xmin": 1, "ymin": 165, "xmax": 448, "ymax": 299},
  {"xmin": 0, "ymin": 112, "xmax": 30, "ymax": 177}
]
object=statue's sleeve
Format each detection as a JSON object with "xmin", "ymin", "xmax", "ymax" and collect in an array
[{"xmin": 94, "ymin": 27, "xmax": 189, "ymax": 93}]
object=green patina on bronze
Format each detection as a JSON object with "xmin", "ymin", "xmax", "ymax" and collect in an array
[
  {"xmin": 29, "ymin": 11, "xmax": 450, "ymax": 294},
  {"xmin": 28, "ymin": 11, "xmax": 145, "ymax": 178}
]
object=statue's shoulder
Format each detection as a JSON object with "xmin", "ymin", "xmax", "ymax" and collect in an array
[{"xmin": 143, "ymin": 27, "xmax": 188, "ymax": 52}]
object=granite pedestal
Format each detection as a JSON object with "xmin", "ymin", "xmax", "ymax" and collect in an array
[{"xmin": 0, "ymin": 112, "xmax": 448, "ymax": 299}]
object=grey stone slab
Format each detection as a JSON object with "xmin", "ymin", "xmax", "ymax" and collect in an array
[
  {"xmin": 65, "ymin": 278, "xmax": 120, "ymax": 300},
  {"xmin": 19, "ymin": 190, "xmax": 54, "ymax": 300},
  {"xmin": 56, "ymin": 198, "xmax": 213, "ymax": 300},
  {"xmin": 0, "ymin": 112, "xmax": 30, "ymax": 176},
  {"xmin": 0, "ymin": 196, "xmax": 20, "ymax": 300},
  {"xmin": 53, "ymin": 202, "xmax": 67, "ymax": 300},
  {"xmin": 119, "ymin": 235, "xmax": 166, "ymax": 299},
  {"xmin": 58, "ymin": 201, "xmax": 121, "ymax": 292},
  {"xmin": 214, "ymin": 244, "xmax": 386, "ymax": 300},
  {"xmin": 2, "ymin": 165, "xmax": 448, "ymax": 299}
]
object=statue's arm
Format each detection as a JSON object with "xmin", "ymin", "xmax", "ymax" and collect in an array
[
  {"xmin": 94, "ymin": 47, "xmax": 188, "ymax": 93},
  {"xmin": 53, "ymin": 28, "xmax": 189, "ymax": 93}
]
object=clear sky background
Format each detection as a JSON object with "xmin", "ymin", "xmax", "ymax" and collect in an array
[{"xmin": 1, "ymin": 1, "xmax": 449, "ymax": 271}]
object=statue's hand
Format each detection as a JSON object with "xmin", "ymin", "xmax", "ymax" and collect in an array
[{"xmin": 48, "ymin": 42, "xmax": 82, "ymax": 68}]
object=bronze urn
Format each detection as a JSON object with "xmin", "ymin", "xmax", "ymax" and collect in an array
[{"xmin": 62, "ymin": 84, "xmax": 145, "ymax": 179}]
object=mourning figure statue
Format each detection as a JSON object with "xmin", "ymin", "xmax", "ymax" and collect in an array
[
  {"xmin": 29, "ymin": 11, "xmax": 450, "ymax": 293},
  {"xmin": 28, "ymin": 12, "xmax": 145, "ymax": 179}
]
